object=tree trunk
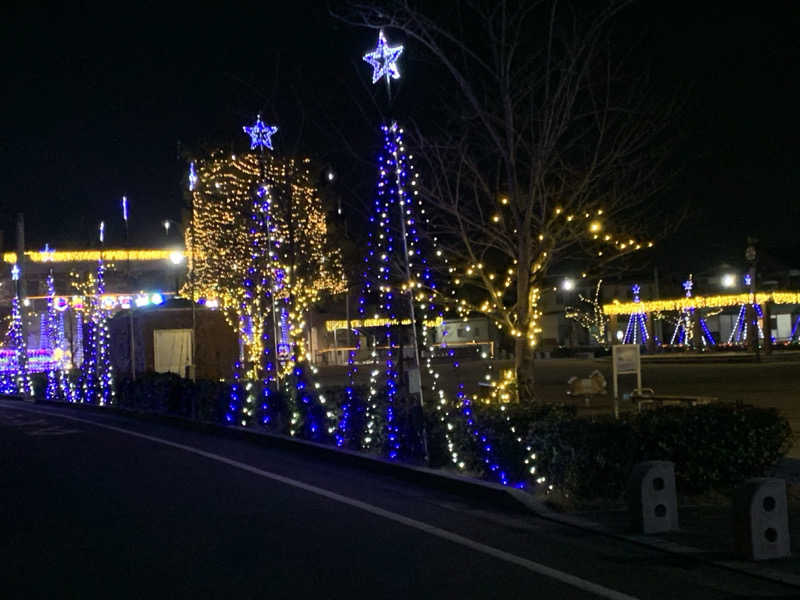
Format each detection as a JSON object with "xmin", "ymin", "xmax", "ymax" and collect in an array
[{"xmin": 514, "ymin": 336, "xmax": 535, "ymax": 402}]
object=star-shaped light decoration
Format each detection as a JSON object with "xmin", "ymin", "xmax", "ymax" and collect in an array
[
  {"xmin": 188, "ymin": 162, "xmax": 198, "ymax": 191},
  {"xmin": 363, "ymin": 30, "xmax": 404, "ymax": 85},
  {"xmin": 243, "ymin": 115, "xmax": 278, "ymax": 151},
  {"xmin": 632, "ymin": 283, "xmax": 641, "ymax": 302},
  {"xmin": 11, "ymin": 264, "xmax": 19, "ymax": 281},
  {"xmin": 40, "ymin": 243, "xmax": 54, "ymax": 262},
  {"xmin": 682, "ymin": 276, "xmax": 694, "ymax": 298}
]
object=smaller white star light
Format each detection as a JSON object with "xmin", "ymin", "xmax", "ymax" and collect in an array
[
  {"xmin": 363, "ymin": 30, "xmax": 403, "ymax": 84},
  {"xmin": 243, "ymin": 115, "xmax": 278, "ymax": 150},
  {"xmin": 11, "ymin": 264, "xmax": 19, "ymax": 281},
  {"xmin": 41, "ymin": 243, "xmax": 54, "ymax": 262},
  {"xmin": 683, "ymin": 276, "xmax": 694, "ymax": 297}
]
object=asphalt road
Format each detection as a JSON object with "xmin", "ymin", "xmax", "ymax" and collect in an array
[{"xmin": 0, "ymin": 400, "xmax": 796, "ymax": 599}]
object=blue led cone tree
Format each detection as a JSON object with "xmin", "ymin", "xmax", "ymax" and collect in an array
[
  {"xmin": 670, "ymin": 276, "xmax": 715, "ymax": 348},
  {"xmin": 6, "ymin": 263, "xmax": 33, "ymax": 396},
  {"xmin": 623, "ymin": 284, "xmax": 648, "ymax": 344},
  {"xmin": 348, "ymin": 31, "xmax": 522, "ymax": 481}
]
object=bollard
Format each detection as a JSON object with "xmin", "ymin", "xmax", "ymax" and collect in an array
[
  {"xmin": 627, "ymin": 461, "xmax": 679, "ymax": 534},
  {"xmin": 733, "ymin": 478, "xmax": 790, "ymax": 560}
]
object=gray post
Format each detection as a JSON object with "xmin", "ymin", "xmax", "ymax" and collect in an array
[{"xmin": 16, "ymin": 214, "xmax": 30, "ymax": 397}]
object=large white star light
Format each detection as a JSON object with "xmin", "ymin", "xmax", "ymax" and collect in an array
[
  {"xmin": 363, "ymin": 30, "xmax": 404, "ymax": 84},
  {"xmin": 243, "ymin": 114, "xmax": 278, "ymax": 150}
]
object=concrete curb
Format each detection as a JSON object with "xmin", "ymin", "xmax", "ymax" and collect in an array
[
  {"xmin": 6, "ymin": 396, "xmax": 798, "ymax": 589},
  {"xmin": 16, "ymin": 396, "xmax": 544, "ymax": 515}
]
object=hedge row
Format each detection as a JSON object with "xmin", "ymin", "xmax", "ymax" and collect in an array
[{"xmin": 106, "ymin": 373, "xmax": 794, "ymax": 499}]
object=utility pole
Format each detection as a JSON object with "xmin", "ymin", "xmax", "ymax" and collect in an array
[
  {"xmin": 745, "ymin": 238, "xmax": 759, "ymax": 361},
  {"xmin": 15, "ymin": 214, "xmax": 30, "ymax": 396}
]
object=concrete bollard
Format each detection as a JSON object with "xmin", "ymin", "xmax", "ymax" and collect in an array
[
  {"xmin": 627, "ymin": 461, "xmax": 679, "ymax": 534},
  {"xmin": 733, "ymin": 478, "xmax": 790, "ymax": 560}
]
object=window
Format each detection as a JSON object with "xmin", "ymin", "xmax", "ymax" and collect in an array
[{"xmin": 154, "ymin": 329, "xmax": 193, "ymax": 376}]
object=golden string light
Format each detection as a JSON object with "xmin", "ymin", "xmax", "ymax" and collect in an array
[{"xmin": 603, "ymin": 291, "xmax": 800, "ymax": 316}]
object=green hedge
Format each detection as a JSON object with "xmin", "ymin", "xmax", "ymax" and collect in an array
[{"xmin": 521, "ymin": 404, "xmax": 793, "ymax": 500}]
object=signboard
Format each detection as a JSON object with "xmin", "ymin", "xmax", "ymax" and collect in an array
[
  {"xmin": 613, "ymin": 344, "xmax": 640, "ymax": 374},
  {"xmin": 611, "ymin": 344, "xmax": 642, "ymax": 418}
]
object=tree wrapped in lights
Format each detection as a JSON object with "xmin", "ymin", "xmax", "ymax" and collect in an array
[
  {"xmin": 565, "ymin": 280, "xmax": 607, "ymax": 345},
  {"xmin": 4, "ymin": 264, "xmax": 33, "ymax": 396},
  {"xmin": 186, "ymin": 150, "xmax": 346, "ymax": 384},
  {"xmin": 44, "ymin": 270, "xmax": 69, "ymax": 401},
  {"xmin": 75, "ymin": 256, "xmax": 115, "ymax": 405},
  {"xmin": 341, "ymin": 2, "xmax": 679, "ymax": 396},
  {"xmin": 8, "ymin": 300, "xmax": 33, "ymax": 397}
]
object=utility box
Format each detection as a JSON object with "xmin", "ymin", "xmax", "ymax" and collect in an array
[
  {"xmin": 734, "ymin": 478, "xmax": 790, "ymax": 560},
  {"xmin": 405, "ymin": 366, "xmax": 421, "ymax": 395},
  {"xmin": 627, "ymin": 461, "xmax": 679, "ymax": 534}
]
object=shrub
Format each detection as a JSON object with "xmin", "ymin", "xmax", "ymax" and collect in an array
[
  {"xmin": 520, "ymin": 403, "xmax": 793, "ymax": 500},
  {"xmin": 116, "ymin": 373, "xmax": 228, "ymax": 420},
  {"xmin": 632, "ymin": 404, "xmax": 794, "ymax": 493}
]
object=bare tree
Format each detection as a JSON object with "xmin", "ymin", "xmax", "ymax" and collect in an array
[
  {"xmin": 565, "ymin": 280, "xmax": 607, "ymax": 345},
  {"xmin": 337, "ymin": 1, "xmax": 679, "ymax": 397}
]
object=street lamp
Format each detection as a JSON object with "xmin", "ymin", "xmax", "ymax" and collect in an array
[
  {"xmin": 721, "ymin": 273, "xmax": 736, "ymax": 288},
  {"xmin": 169, "ymin": 250, "xmax": 185, "ymax": 265},
  {"xmin": 561, "ymin": 278, "xmax": 575, "ymax": 291}
]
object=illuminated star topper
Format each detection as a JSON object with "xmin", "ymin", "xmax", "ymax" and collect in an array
[
  {"xmin": 683, "ymin": 276, "xmax": 694, "ymax": 297},
  {"xmin": 363, "ymin": 30, "xmax": 403, "ymax": 85},
  {"xmin": 11, "ymin": 264, "xmax": 19, "ymax": 281},
  {"xmin": 243, "ymin": 114, "xmax": 278, "ymax": 151},
  {"xmin": 632, "ymin": 283, "xmax": 641, "ymax": 301}
]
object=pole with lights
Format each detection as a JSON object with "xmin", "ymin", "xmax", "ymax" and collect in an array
[
  {"xmin": 360, "ymin": 30, "xmax": 432, "ymax": 460},
  {"xmin": 9, "ymin": 263, "xmax": 32, "ymax": 397}
]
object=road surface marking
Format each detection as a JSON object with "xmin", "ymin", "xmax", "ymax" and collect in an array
[
  {"xmin": 0, "ymin": 413, "xmax": 82, "ymax": 436},
  {"xmin": 2, "ymin": 404, "xmax": 638, "ymax": 600}
]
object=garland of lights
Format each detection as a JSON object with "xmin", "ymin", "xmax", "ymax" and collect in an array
[{"xmin": 604, "ymin": 291, "xmax": 800, "ymax": 316}]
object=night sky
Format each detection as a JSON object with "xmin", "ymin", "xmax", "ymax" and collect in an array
[{"xmin": 2, "ymin": 2, "xmax": 798, "ymax": 275}]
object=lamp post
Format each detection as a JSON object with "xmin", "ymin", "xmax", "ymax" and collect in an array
[{"xmin": 561, "ymin": 278, "xmax": 576, "ymax": 348}]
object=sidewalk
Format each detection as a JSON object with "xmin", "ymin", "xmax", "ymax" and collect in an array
[{"xmin": 552, "ymin": 459, "xmax": 800, "ymax": 585}]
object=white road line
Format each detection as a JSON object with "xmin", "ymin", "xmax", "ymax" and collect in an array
[{"xmin": 3, "ymin": 404, "xmax": 638, "ymax": 600}]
